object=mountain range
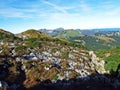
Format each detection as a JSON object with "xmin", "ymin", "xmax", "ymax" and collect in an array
[
  {"xmin": 39, "ymin": 28, "xmax": 120, "ymax": 36},
  {"xmin": 39, "ymin": 28, "xmax": 120, "ymax": 50}
]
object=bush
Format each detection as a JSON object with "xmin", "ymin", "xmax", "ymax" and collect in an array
[
  {"xmin": 52, "ymin": 75, "xmax": 58, "ymax": 80},
  {"xmin": 62, "ymin": 51, "xmax": 69, "ymax": 58}
]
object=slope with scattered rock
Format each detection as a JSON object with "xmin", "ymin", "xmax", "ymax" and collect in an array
[{"xmin": 0, "ymin": 29, "xmax": 120, "ymax": 90}]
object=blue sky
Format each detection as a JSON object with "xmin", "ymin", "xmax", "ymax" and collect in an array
[{"xmin": 0, "ymin": 0, "xmax": 120, "ymax": 33}]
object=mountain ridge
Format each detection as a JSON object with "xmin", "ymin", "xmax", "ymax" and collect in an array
[
  {"xmin": 39, "ymin": 28, "xmax": 120, "ymax": 36},
  {"xmin": 39, "ymin": 28, "xmax": 120, "ymax": 50}
]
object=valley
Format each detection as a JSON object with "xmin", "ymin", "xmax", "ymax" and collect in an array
[{"xmin": 39, "ymin": 28, "xmax": 120, "ymax": 50}]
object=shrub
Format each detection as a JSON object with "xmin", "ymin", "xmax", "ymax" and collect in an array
[
  {"xmin": 62, "ymin": 51, "xmax": 69, "ymax": 58},
  {"xmin": 52, "ymin": 75, "xmax": 58, "ymax": 80}
]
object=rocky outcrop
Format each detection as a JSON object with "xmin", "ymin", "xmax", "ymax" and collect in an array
[{"xmin": 0, "ymin": 29, "xmax": 120, "ymax": 89}]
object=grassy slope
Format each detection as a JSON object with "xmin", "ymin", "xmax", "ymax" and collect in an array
[
  {"xmin": 55, "ymin": 29, "xmax": 83, "ymax": 39},
  {"xmin": 97, "ymin": 46, "xmax": 120, "ymax": 72},
  {"xmin": 21, "ymin": 29, "xmax": 52, "ymax": 38},
  {"xmin": 0, "ymin": 29, "xmax": 19, "ymax": 42}
]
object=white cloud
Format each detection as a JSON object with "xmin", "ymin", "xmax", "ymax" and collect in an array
[
  {"xmin": 0, "ymin": 7, "xmax": 36, "ymax": 18},
  {"xmin": 42, "ymin": 0, "xmax": 74, "ymax": 14},
  {"xmin": 0, "ymin": 0, "xmax": 43, "ymax": 18}
]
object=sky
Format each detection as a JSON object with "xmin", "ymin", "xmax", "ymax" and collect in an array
[{"xmin": 0, "ymin": 0, "xmax": 120, "ymax": 33}]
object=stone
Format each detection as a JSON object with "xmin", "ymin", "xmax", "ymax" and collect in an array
[{"xmin": 68, "ymin": 53, "xmax": 75, "ymax": 59}]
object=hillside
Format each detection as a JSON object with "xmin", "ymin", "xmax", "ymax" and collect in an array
[
  {"xmin": 39, "ymin": 28, "xmax": 120, "ymax": 50},
  {"xmin": 55, "ymin": 29, "xmax": 83, "ymax": 40},
  {"xmin": 0, "ymin": 29, "xmax": 120, "ymax": 89},
  {"xmin": 58, "ymin": 30, "xmax": 120, "ymax": 50},
  {"xmin": 97, "ymin": 46, "xmax": 120, "ymax": 72},
  {"xmin": 0, "ymin": 29, "xmax": 21, "ymax": 42},
  {"xmin": 77, "ymin": 34, "xmax": 118, "ymax": 50},
  {"xmin": 0, "ymin": 29, "xmax": 13, "ymax": 35},
  {"xmin": 21, "ymin": 29, "xmax": 51, "ymax": 39}
]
